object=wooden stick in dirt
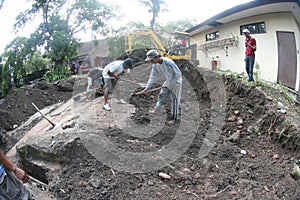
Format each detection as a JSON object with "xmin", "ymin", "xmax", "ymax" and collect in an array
[{"xmin": 32, "ymin": 103, "xmax": 56, "ymax": 127}]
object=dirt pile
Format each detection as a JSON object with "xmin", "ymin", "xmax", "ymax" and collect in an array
[
  {"xmin": 1, "ymin": 53, "xmax": 300, "ymax": 199},
  {"xmin": 0, "ymin": 79, "xmax": 73, "ymax": 130},
  {"xmin": 0, "ymin": 49, "xmax": 148, "ymax": 133},
  {"xmin": 0, "ymin": 79, "xmax": 74, "ymax": 152},
  {"xmin": 43, "ymin": 62, "xmax": 300, "ymax": 199}
]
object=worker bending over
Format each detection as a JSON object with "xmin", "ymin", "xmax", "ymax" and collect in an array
[
  {"xmin": 86, "ymin": 67, "xmax": 105, "ymax": 99},
  {"xmin": 102, "ymin": 58, "xmax": 136, "ymax": 111},
  {"xmin": 142, "ymin": 50, "xmax": 182, "ymax": 125}
]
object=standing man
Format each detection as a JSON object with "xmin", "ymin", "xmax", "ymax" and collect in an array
[
  {"xmin": 102, "ymin": 58, "xmax": 136, "ymax": 111},
  {"xmin": 0, "ymin": 150, "xmax": 35, "ymax": 199},
  {"xmin": 86, "ymin": 67, "xmax": 105, "ymax": 99},
  {"xmin": 243, "ymin": 28, "xmax": 256, "ymax": 82},
  {"xmin": 142, "ymin": 50, "xmax": 182, "ymax": 125}
]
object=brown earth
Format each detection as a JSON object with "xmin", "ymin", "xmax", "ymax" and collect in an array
[
  {"xmin": 0, "ymin": 79, "xmax": 74, "ymax": 152},
  {"xmin": 0, "ymin": 50, "xmax": 300, "ymax": 200}
]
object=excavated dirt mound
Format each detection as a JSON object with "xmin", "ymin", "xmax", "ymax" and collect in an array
[
  {"xmin": 45, "ymin": 61, "xmax": 300, "ymax": 200},
  {"xmin": 0, "ymin": 79, "xmax": 73, "ymax": 130},
  {"xmin": 1, "ymin": 52, "xmax": 300, "ymax": 199},
  {"xmin": 0, "ymin": 79, "xmax": 74, "ymax": 152}
]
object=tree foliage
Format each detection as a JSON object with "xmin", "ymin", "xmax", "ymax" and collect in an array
[
  {"xmin": 0, "ymin": 0, "xmax": 119, "ymax": 87},
  {"xmin": 106, "ymin": 22, "xmax": 147, "ymax": 58},
  {"xmin": 1, "ymin": 62, "xmax": 10, "ymax": 97},
  {"xmin": 25, "ymin": 52, "xmax": 49, "ymax": 74},
  {"xmin": 160, "ymin": 19, "xmax": 198, "ymax": 49},
  {"xmin": 1, "ymin": 31, "xmax": 48, "ymax": 95},
  {"xmin": 2, "ymin": 37, "xmax": 32, "ymax": 87},
  {"xmin": 162, "ymin": 20, "xmax": 198, "ymax": 34},
  {"xmin": 1, "ymin": 0, "xmax": 199, "ymax": 93},
  {"xmin": 138, "ymin": 0, "xmax": 168, "ymax": 28},
  {"xmin": 13, "ymin": 0, "xmax": 117, "ymax": 68}
]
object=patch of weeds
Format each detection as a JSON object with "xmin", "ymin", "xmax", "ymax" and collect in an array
[
  {"xmin": 222, "ymin": 67, "xmax": 297, "ymax": 109},
  {"xmin": 229, "ymin": 71, "xmax": 248, "ymax": 82},
  {"xmin": 277, "ymin": 82, "xmax": 294, "ymax": 102}
]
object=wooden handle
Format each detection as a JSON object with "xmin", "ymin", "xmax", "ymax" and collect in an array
[
  {"xmin": 28, "ymin": 175, "xmax": 48, "ymax": 187},
  {"xmin": 120, "ymin": 78, "xmax": 146, "ymax": 87},
  {"xmin": 32, "ymin": 103, "xmax": 55, "ymax": 127},
  {"xmin": 134, "ymin": 87, "xmax": 163, "ymax": 95}
]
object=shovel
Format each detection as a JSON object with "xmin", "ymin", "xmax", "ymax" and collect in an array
[{"xmin": 134, "ymin": 86, "xmax": 163, "ymax": 95}]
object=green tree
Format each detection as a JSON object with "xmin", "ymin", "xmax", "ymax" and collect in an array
[
  {"xmin": 2, "ymin": 37, "xmax": 32, "ymax": 87},
  {"xmin": 1, "ymin": 62, "xmax": 10, "ymax": 97},
  {"xmin": 138, "ymin": 0, "xmax": 168, "ymax": 29},
  {"xmin": 13, "ymin": 0, "xmax": 117, "ymax": 69},
  {"xmin": 24, "ymin": 52, "xmax": 49, "ymax": 74},
  {"xmin": 162, "ymin": 19, "xmax": 198, "ymax": 34},
  {"xmin": 106, "ymin": 22, "xmax": 147, "ymax": 58},
  {"xmin": 41, "ymin": 15, "xmax": 79, "ymax": 66},
  {"xmin": 1, "ymin": 35, "xmax": 50, "ymax": 90},
  {"xmin": 161, "ymin": 19, "xmax": 198, "ymax": 49},
  {"xmin": 106, "ymin": 36, "xmax": 126, "ymax": 59}
]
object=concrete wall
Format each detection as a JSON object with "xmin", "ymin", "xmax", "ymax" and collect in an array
[{"xmin": 192, "ymin": 12, "xmax": 300, "ymax": 90}]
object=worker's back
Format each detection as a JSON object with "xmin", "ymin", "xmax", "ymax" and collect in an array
[{"xmin": 88, "ymin": 67, "xmax": 103, "ymax": 80}]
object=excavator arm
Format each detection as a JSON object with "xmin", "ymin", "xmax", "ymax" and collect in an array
[
  {"xmin": 126, "ymin": 29, "xmax": 193, "ymax": 60},
  {"xmin": 126, "ymin": 29, "xmax": 168, "ymax": 56}
]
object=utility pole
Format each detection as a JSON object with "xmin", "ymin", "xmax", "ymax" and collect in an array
[
  {"xmin": 91, "ymin": 28, "xmax": 95, "ymax": 68},
  {"xmin": 8, "ymin": 64, "xmax": 14, "ymax": 90}
]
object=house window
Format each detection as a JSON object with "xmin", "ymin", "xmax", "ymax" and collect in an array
[
  {"xmin": 206, "ymin": 31, "xmax": 219, "ymax": 41},
  {"xmin": 240, "ymin": 22, "xmax": 266, "ymax": 34}
]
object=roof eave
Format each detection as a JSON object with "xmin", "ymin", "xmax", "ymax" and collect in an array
[{"xmin": 187, "ymin": 0, "xmax": 300, "ymax": 36}]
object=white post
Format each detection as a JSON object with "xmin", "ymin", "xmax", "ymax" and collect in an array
[{"xmin": 9, "ymin": 64, "xmax": 14, "ymax": 89}]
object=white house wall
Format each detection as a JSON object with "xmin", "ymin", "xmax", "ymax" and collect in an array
[{"xmin": 193, "ymin": 12, "xmax": 300, "ymax": 90}]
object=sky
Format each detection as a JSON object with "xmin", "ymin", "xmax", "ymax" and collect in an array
[{"xmin": 0, "ymin": 0, "xmax": 252, "ymax": 54}]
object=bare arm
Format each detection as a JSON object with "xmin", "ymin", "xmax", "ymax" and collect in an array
[
  {"xmin": 246, "ymin": 38, "xmax": 256, "ymax": 50},
  {"xmin": 107, "ymin": 70, "xmax": 120, "ymax": 80},
  {"xmin": 127, "ymin": 73, "xmax": 136, "ymax": 83},
  {"xmin": 247, "ymin": 43, "xmax": 256, "ymax": 50},
  {"xmin": 0, "ymin": 150, "xmax": 29, "ymax": 183}
]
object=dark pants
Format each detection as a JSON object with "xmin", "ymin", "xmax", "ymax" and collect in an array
[
  {"xmin": 0, "ymin": 170, "xmax": 35, "ymax": 200},
  {"xmin": 156, "ymin": 87, "xmax": 179, "ymax": 120},
  {"xmin": 245, "ymin": 56, "xmax": 255, "ymax": 82}
]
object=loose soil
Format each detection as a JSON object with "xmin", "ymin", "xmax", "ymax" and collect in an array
[{"xmin": 0, "ymin": 50, "xmax": 300, "ymax": 200}]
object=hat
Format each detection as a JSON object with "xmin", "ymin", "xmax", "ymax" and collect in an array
[
  {"xmin": 124, "ymin": 58, "xmax": 133, "ymax": 69},
  {"xmin": 145, "ymin": 50, "xmax": 160, "ymax": 61},
  {"xmin": 242, "ymin": 29, "xmax": 250, "ymax": 33}
]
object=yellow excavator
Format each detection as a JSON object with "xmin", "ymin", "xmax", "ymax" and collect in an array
[{"xmin": 125, "ymin": 29, "xmax": 194, "ymax": 61}]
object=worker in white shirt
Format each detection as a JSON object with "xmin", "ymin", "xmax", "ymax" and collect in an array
[{"xmin": 102, "ymin": 58, "xmax": 136, "ymax": 111}]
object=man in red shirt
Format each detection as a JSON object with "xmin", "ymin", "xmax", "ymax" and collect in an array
[{"xmin": 243, "ymin": 29, "xmax": 256, "ymax": 82}]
